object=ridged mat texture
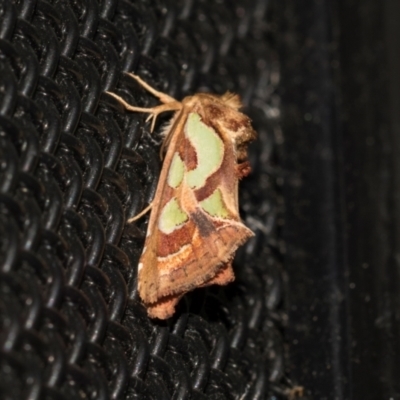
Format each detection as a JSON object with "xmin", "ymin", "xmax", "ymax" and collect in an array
[{"xmin": 0, "ymin": 1, "xmax": 295, "ymax": 399}]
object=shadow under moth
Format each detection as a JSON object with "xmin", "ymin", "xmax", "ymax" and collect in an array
[{"xmin": 108, "ymin": 74, "xmax": 256, "ymax": 319}]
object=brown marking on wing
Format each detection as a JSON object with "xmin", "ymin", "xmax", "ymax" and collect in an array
[
  {"xmin": 178, "ymin": 136, "xmax": 197, "ymax": 171},
  {"xmin": 194, "ymin": 153, "xmax": 236, "ymax": 203},
  {"xmin": 156, "ymin": 222, "xmax": 195, "ymax": 258},
  {"xmin": 190, "ymin": 210, "xmax": 215, "ymax": 237}
]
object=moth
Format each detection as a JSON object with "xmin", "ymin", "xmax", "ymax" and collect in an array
[{"xmin": 108, "ymin": 74, "xmax": 256, "ymax": 319}]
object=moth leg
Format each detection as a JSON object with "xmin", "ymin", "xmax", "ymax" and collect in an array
[
  {"xmin": 126, "ymin": 73, "xmax": 177, "ymax": 104},
  {"xmin": 107, "ymin": 92, "xmax": 182, "ymax": 132},
  {"xmin": 128, "ymin": 202, "xmax": 153, "ymax": 223}
]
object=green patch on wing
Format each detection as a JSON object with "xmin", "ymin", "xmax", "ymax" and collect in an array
[
  {"xmin": 167, "ymin": 152, "xmax": 185, "ymax": 188},
  {"xmin": 200, "ymin": 188, "xmax": 229, "ymax": 218},
  {"xmin": 186, "ymin": 113, "xmax": 224, "ymax": 189},
  {"xmin": 159, "ymin": 198, "xmax": 188, "ymax": 234}
]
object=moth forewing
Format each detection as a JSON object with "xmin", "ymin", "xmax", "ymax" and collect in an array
[{"xmin": 110, "ymin": 75, "xmax": 256, "ymax": 319}]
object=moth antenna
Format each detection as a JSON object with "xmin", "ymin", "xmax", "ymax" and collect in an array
[
  {"xmin": 125, "ymin": 73, "xmax": 177, "ymax": 104},
  {"xmin": 106, "ymin": 91, "xmax": 157, "ymax": 114},
  {"xmin": 108, "ymin": 90, "xmax": 182, "ymax": 134},
  {"xmin": 128, "ymin": 202, "xmax": 153, "ymax": 223}
]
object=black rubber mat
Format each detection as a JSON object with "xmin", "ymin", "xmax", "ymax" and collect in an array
[{"xmin": 0, "ymin": 1, "xmax": 294, "ymax": 399}]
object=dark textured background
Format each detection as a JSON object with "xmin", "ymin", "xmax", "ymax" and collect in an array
[
  {"xmin": 0, "ymin": 1, "xmax": 293, "ymax": 399},
  {"xmin": 279, "ymin": 0, "xmax": 400, "ymax": 399}
]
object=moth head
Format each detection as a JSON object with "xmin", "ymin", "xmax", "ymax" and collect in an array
[{"xmin": 217, "ymin": 108, "xmax": 256, "ymax": 162}]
